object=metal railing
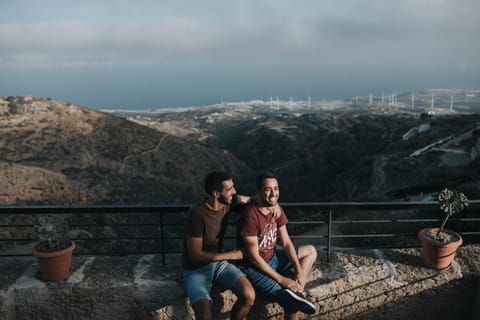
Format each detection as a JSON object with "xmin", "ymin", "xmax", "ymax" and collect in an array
[{"xmin": 1, "ymin": 201, "xmax": 479, "ymax": 265}]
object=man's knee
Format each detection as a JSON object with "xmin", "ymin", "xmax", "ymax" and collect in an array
[
  {"xmin": 233, "ymin": 276, "xmax": 256, "ymax": 305},
  {"xmin": 307, "ymin": 244, "xmax": 317, "ymax": 260},
  {"xmin": 300, "ymin": 244, "xmax": 317, "ymax": 260},
  {"xmin": 192, "ymin": 298, "xmax": 212, "ymax": 320}
]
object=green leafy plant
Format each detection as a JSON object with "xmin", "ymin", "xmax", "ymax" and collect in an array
[
  {"xmin": 33, "ymin": 215, "xmax": 70, "ymax": 252},
  {"xmin": 432, "ymin": 188, "xmax": 469, "ymax": 243},
  {"xmin": 418, "ymin": 188, "xmax": 467, "ymax": 269},
  {"xmin": 438, "ymin": 188, "xmax": 469, "ymax": 231}
]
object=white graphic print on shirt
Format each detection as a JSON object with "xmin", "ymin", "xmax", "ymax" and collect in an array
[{"xmin": 258, "ymin": 220, "xmax": 277, "ymax": 255}]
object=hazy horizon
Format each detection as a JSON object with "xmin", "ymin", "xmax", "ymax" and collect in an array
[{"xmin": 1, "ymin": 1, "xmax": 479, "ymax": 110}]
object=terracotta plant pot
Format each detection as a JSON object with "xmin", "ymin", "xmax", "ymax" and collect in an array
[
  {"xmin": 32, "ymin": 240, "xmax": 76, "ymax": 281},
  {"xmin": 418, "ymin": 228, "xmax": 462, "ymax": 270}
]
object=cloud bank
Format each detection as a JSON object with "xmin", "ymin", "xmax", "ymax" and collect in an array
[{"xmin": 0, "ymin": 0, "xmax": 478, "ymax": 107}]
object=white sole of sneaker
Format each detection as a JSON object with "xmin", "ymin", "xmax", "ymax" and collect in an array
[{"xmin": 284, "ymin": 289, "xmax": 316, "ymax": 314}]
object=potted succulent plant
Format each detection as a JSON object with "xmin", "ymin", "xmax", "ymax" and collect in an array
[
  {"xmin": 418, "ymin": 188, "xmax": 468, "ymax": 269},
  {"xmin": 32, "ymin": 215, "xmax": 76, "ymax": 281}
]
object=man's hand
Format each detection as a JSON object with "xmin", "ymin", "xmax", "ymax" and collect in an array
[
  {"xmin": 230, "ymin": 248, "xmax": 245, "ymax": 260},
  {"xmin": 271, "ymin": 204, "xmax": 282, "ymax": 220},
  {"xmin": 295, "ymin": 270, "xmax": 307, "ymax": 291},
  {"xmin": 236, "ymin": 195, "xmax": 251, "ymax": 205},
  {"xmin": 279, "ymin": 276, "xmax": 303, "ymax": 292},
  {"xmin": 249, "ymin": 196, "xmax": 281, "ymax": 220}
]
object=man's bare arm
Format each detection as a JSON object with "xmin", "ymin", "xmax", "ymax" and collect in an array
[
  {"xmin": 277, "ymin": 225, "xmax": 307, "ymax": 290},
  {"xmin": 243, "ymin": 235, "xmax": 302, "ymax": 291},
  {"xmin": 186, "ymin": 236, "xmax": 244, "ymax": 262}
]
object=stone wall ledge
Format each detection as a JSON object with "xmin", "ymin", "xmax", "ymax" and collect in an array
[{"xmin": 1, "ymin": 245, "xmax": 479, "ymax": 320}]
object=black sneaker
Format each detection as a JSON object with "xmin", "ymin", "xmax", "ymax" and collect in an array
[{"xmin": 284, "ymin": 288, "xmax": 316, "ymax": 314}]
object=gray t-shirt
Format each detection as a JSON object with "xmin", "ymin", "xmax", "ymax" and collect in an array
[{"xmin": 182, "ymin": 198, "xmax": 231, "ymax": 270}]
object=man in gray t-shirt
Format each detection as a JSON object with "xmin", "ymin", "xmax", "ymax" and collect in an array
[{"xmin": 182, "ymin": 171, "xmax": 254, "ymax": 320}]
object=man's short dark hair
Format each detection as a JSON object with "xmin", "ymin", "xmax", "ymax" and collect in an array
[
  {"xmin": 256, "ymin": 172, "xmax": 277, "ymax": 190},
  {"xmin": 204, "ymin": 171, "xmax": 232, "ymax": 195}
]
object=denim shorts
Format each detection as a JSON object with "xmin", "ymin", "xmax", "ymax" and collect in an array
[
  {"xmin": 183, "ymin": 260, "xmax": 245, "ymax": 305},
  {"xmin": 241, "ymin": 247, "xmax": 300, "ymax": 312}
]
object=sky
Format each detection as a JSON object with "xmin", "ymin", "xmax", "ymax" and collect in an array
[{"xmin": 0, "ymin": 0, "xmax": 479, "ymax": 109}]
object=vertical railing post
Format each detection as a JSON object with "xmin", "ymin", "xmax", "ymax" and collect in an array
[
  {"xmin": 327, "ymin": 207, "xmax": 332, "ymax": 263},
  {"xmin": 160, "ymin": 212, "xmax": 166, "ymax": 267}
]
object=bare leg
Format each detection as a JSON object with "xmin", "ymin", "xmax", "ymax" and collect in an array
[
  {"xmin": 230, "ymin": 275, "xmax": 256, "ymax": 320},
  {"xmin": 192, "ymin": 298, "xmax": 212, "ymax": 320},
  {"xmin": 285, "ymin": 310, "xmax": 300, "ymax": 320},
  {"xmin": 298, "ymin": 244, "xmax": 317, "ymax": 275}
]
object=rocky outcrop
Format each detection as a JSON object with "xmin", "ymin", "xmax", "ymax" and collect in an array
[{"xmin": 1, "ymin": 246, "xmax": 479, "ymax": 320}]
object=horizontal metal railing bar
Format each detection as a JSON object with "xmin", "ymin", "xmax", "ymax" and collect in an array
[
  {"xmin": 0, "ymin": 237, "xmax": 168, "ymax": 241},
  {"xmin": 0, "ymin": 250, "xmax": 185, "ymax": 258},
  {"xmin": 0, "ymin": 204, "xmax": 192, "ymax": 214},
  {"xmin": 330, "ymin": 218, "xmax": 480, "ymax": 223},
  {"xmin": 216, "ymin": 231, "xmax": 480, "ymax": 239},
  {"xmin": 290, "ymin": 235, "xmax": 327, "ymax": 238},
  {"xmin": 332, "ymin": 233, "xmax": 416, "ymax": 238},
  {"xmin": 7, "ymin": 231, "xmax": 480, "ymax": 242},
  {"xmin": 0, "ymin": 224, "xmax": 164, "ymax": 227},
  {"xmin": 332, "ymin": 219, "xmax": 446, "ymax": 223},
  {"xmin": 2, "ymin": 217, "xmax": 479, "ymax": 229},
  {"xmin": 327, "ymin": 245, "xmax": 420, "ymax": 251},
  {"xmin": 282, "ymin": 200, "xmax": 480, "ymax": 210},
  {"xmin": 0, "ymin": 224, "xmax": 35, "ymax": 228},
  {"xmin": 292, "ymin": 233, "xmax": 418, "ymax": 239},
  {"xmin": 287, "ymin": 221, "xmax": 327, "ymax": 225},
  {"xmin": 69, "ymin": 224, "xmax": 163, "ymax": 227},
  {"xmin": 0, "ymin": 200, "xmax": 479, "ymax": 214}
]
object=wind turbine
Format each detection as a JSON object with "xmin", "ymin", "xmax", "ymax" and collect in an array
[{"xmin": 450, "ymin": 90, "xmax": 454, "ymax": 111}]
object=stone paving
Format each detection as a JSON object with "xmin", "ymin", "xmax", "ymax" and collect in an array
[{"xmin": 1, "ymin": 245, "xmax": 479, "ymax": 320}]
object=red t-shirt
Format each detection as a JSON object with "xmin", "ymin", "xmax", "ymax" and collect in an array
[{"xmin": 239, "ymin": 203, "xmax": 288, "ymax": 262}]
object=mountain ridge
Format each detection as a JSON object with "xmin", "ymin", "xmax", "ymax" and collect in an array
[
  {"xmin": 1, "ymin": 94, "xmax": 479, "ymax": 205},
  {"xmin": 0, "ymin": 96, "xmax": 252, "ymax": 205},
  {"xmin": 114, "ymin": 97, "xmax": 480, "ymax": 202}
]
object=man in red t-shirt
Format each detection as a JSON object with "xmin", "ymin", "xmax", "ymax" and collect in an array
[{"xmin": 238, "ymin": 173, "xmax": 318, "ymax": 319}]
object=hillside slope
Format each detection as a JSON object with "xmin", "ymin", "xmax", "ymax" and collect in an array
[
  {"xmin": 0, "ymin": 96, "xmax": 251, "ymax": 205},
  {"xmin": 214, "ymin": 112, "xmax": 480, "ymax": 201},
  {"xmin": 2, "ymin": 96, "xmax": 479, "ymax": 205},
  {"xmin": 142, "ymin": 104, "xmax": 480, "ymax": 202}
]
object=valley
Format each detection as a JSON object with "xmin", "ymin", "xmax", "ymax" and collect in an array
[{"xmin": 1, "ymin": 90, "xmax": 479, "ymax": 205}]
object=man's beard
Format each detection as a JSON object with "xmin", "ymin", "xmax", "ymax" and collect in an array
[
  {"xmin": 218, "ymin": 194, "xmax": 231, "ymax": 205},
  {"xmin": 262, "ymin": 195, "xmax": 277, "ymax": 207}
]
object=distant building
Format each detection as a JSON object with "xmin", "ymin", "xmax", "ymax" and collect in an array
[{"xmin": 402, "ymin": 123, "xmax": 430, "ymax": 140}]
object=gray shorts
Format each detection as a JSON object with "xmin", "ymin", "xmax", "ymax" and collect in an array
[{"xmin": 183, "ymin": 260, "xmax": 245, "ymax": 305}]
